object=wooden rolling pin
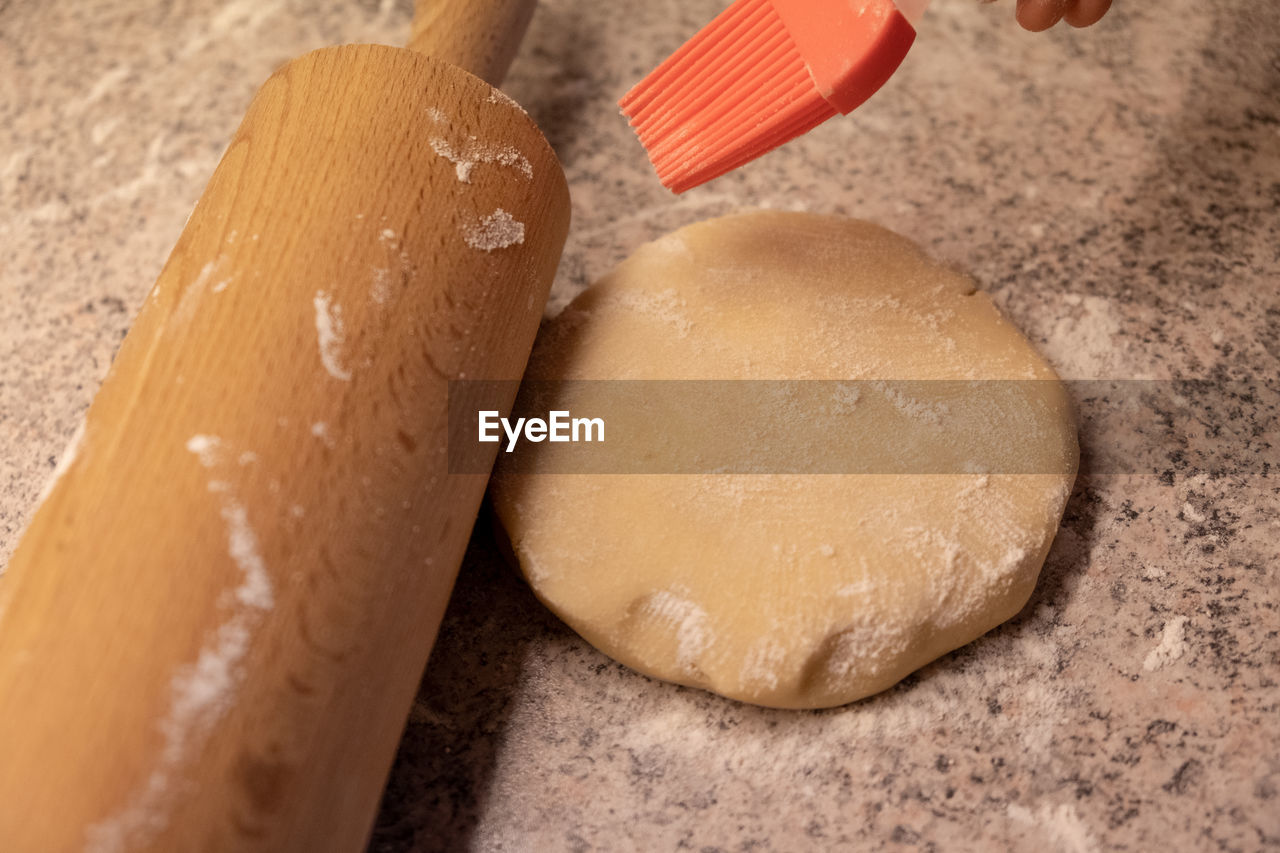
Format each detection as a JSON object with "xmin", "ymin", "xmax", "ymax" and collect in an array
[{"xmin": 0, "ymin": 1, "xmax": 568, "ymax": 849}]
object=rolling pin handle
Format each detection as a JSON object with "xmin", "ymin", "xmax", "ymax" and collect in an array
[{"xmin": 408, "ymin": 0, "xmax": 539, "ymax": 86}]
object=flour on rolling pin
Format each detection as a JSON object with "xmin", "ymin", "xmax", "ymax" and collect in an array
[
  {"xmin": 312, "ymin": 291, "xmax": 353, "ymax": 381},
  {"xmin": 170, "ymin": 260, "xmax": 223, "ymax": 322},
  {"xmin": 463, "ymin": 208, "xmax": 525, "ymax": 251},
  {"xmin": 35, "ymin": 421, "xmax": 87, "ymax": 504},
  {"xmin": 0, "ymin": 16, "xmax": 574, "ymax": 849},
  {"xmin": 372, "ymin": 229, "xmax": 396, "ymax": 305},
  {"xmin": 420, "ymin": 106, "xmax": 532, "ymax": 249},
  {"xmin": 485, "ymin": 88, "xmax": 527, "ymax": 114},
  {"xmin": 425, "ymin": 106, "xmax": 533, "ymax": 184},
  {"xmin": 370, "ymin": 227, "xmax": 414, "ymax": 305},
  {"xmin": 87, "ymin": 435, "xmax": 273, "ymax": 851}
]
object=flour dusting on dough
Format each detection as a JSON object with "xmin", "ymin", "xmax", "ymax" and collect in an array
[
  {"xmin": 821, "ymin": 616, "xmax": 912, "ymax": 680},
  {"xmin": 830, "ymin": 383, "xmax": 861, "ymax": 414},
  {"xmin": 740, "ymin": 637, "xmax": 786, "ymax": 691},
  {"xmin": 872, "ymin": 381, "xmax": 949, "ymax": 425},
  {"xmin": 643, "ymin": 590, "xmax": 712, "ymax": 672},
  {"xmin": 611, "ymin": 288, "xmax": 693, "ymax": 338}
]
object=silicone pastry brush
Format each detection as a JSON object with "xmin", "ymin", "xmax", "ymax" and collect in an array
[
  {"xmin": 0, "ymin": 1, "xmax": 568, "ymax": 849},
  {"xmin": 620, "ymin": 0, "xmax": 929, "ymax": 193}
]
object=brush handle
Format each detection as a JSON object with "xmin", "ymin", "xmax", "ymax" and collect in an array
[
  {"xmin": 893, "ymin": 0, "xmax": 930, "ymax": 28},
  {"xmin": 0, "ymin": 5, "xmax": 567, "ymax": 852},
  {"xmin": 775, "ymin": 0, "xmax": 919, "ymax": 115},
  {"xmin": 408, "ymin": 0, "xmax": 538, "ymax": 84}
]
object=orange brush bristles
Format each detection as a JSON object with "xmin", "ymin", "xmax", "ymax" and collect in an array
[{"xmin": 620, "ymin": 0, "xmax": 919, "ymax": 194}]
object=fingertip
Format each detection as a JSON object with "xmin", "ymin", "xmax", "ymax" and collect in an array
[
  {"xmin": 1016, "ymin": 0, "xmax": 1068, "ymax": 32},
  {"xmin": 1064, "ymin": 0, "xmax": 1112, "ymax": 28}
]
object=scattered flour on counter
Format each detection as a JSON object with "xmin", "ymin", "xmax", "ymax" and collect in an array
[
  {"xmin": 1143, "ymin": 616, "xmax": 1190, "ymax": 671},
  {"xmin": 313, "ymin": 291, "xmax": 352, "ymax": 380},
  {"xmin": 1041, "ymin": 294, "xmax": 1127, "ymax": 378},
  {"xmin": 86, "ymin": 435, "xmax": 275, "ymax": 853},
  {"xmin": 1006, "ymin": 801, "xmax": 1097, "ymax": 853},
  {"xmin": 1182, "ymin": 502, "xmax": 1206, "ymax": 523},
  {"xmin": 462, "ymin": 208, "xmax": 525, "ymax": 251}
]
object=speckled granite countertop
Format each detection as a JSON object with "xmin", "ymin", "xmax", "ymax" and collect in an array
[{"xmin": 3, "ymin": 0, "xmax": 1278, "ymax": 850}]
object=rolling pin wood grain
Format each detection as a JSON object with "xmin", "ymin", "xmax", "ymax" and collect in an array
[{"xmin": 0, "ymin": 0, "xmax": 568, "ymax": 849}]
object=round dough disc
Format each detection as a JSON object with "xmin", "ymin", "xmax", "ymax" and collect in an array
[{"xmin": 491, "ymin": 211, "xmax": 1077, "ymax": 709}]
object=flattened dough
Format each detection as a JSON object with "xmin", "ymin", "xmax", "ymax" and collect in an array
[{"xmin": 491, "ymin": 211, "xmax": 1077, "ymax": 709}]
